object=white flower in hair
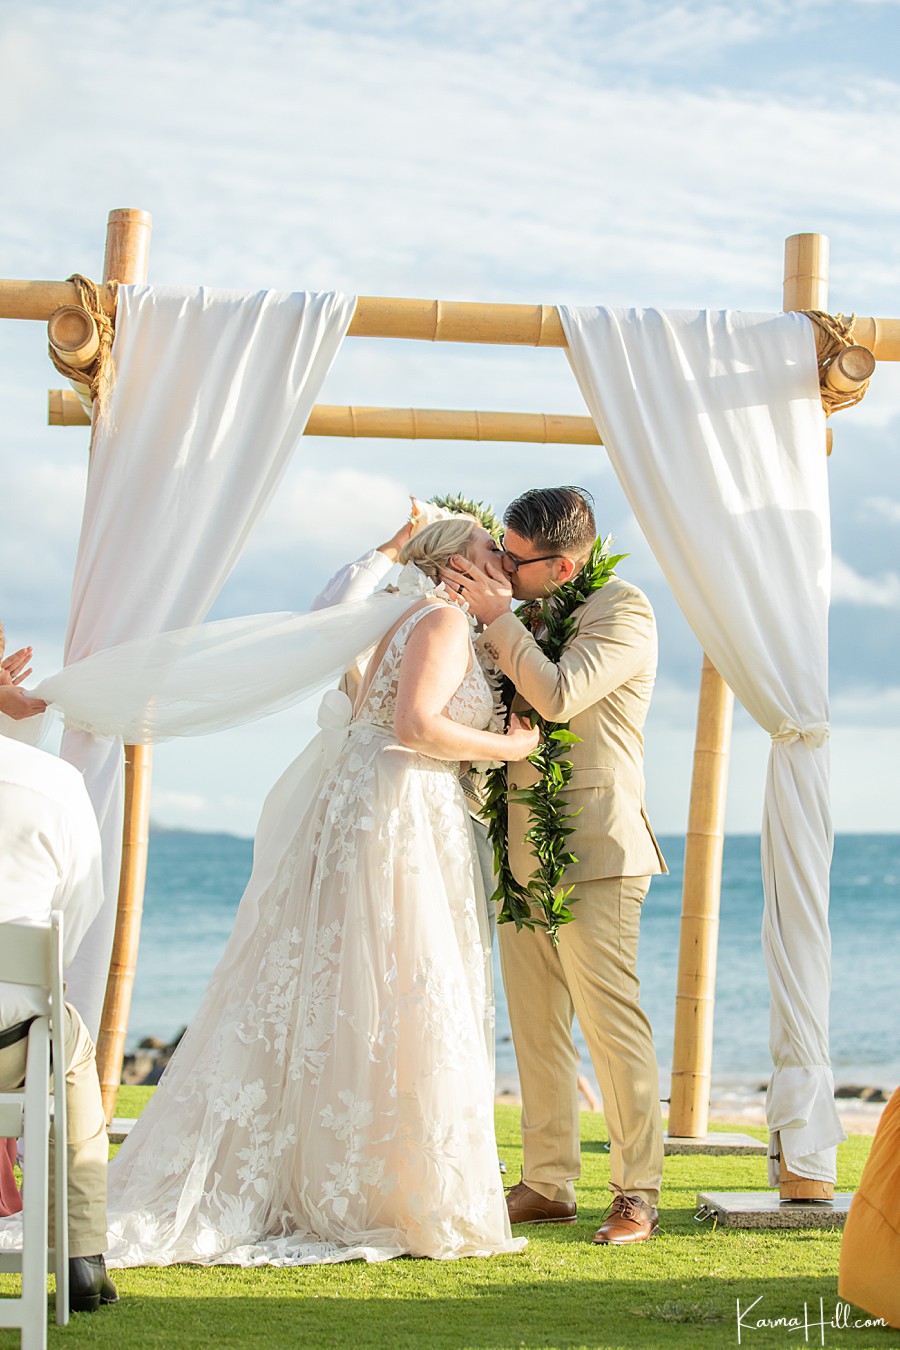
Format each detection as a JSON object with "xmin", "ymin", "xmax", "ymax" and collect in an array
[
  {"xmin": 396, "ymin": 561, "xmax": 441, "ymax": 597},
  {"xmin": 395, "ymin": 561, "xmax": 474, "ymax": 625}
]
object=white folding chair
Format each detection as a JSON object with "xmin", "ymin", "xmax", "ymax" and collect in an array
[{"xmin": 0, "ymin": 912, "xmax": 68, "ymax": 1350}]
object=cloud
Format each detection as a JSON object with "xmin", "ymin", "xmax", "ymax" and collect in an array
[
  {"xmin": 205, "ymin": 465, "xmax": 412, "ymax": 614},
  {"xmin": 0, "ymin": 452, "xmax": 87, "ymax": 645},
  {"xmin": 5, "ymin": 2, "xmax": 900, "ymax": 319},
  {"xmin": 150, "ymin": 788, "xmax": 208, "ymax": 819},
  {"xmin": 247, "ymin": 467, "xmax": 410, "ymax": 551},
  {"xmin": 832, "ymin": 685, "xmax": 900, "ymax": 726},
  {"xmin": 863, "ymin": 494, "xmax": 900, "ymax": 524},
  {"xmin": 832, "ymin": 555, "xmax": 900, "ymax": 607},
  {"xmin": 3, "ymin": 0, "xmax": 900, "ymax": 833}
]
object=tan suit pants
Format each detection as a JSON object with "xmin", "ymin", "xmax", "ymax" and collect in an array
[
  {"xmin": 0, "ymin": 1002, "xmax": 108, "ymax": 1257},
  {"xmin": 498, "ymin": 875, "xmax": 663, "ymax": 1207}
]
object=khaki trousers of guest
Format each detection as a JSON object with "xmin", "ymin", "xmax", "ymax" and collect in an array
[
  {"xmin": 0, "ymin": 1002, "xmax": 108, "ymax": 1257},
  {"xmin": 498, "ymin": 875, "xmax": 663, "ymax": 1207}
]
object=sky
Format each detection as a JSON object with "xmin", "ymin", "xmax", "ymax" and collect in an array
[{"xmin": 2, "ymin": 0, "xmax": 899, "ymax": 836}]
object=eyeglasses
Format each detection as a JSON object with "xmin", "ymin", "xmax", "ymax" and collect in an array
[{"xmin": 498, "ymin": 535, "xmax": 563, "ymax": 572}]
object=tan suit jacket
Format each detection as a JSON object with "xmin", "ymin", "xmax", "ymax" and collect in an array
[{"xmin": 480, "ymin": 576, "xmax": 667, "ymax": 886}]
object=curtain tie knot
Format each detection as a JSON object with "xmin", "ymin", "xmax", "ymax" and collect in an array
[{"xmin": 771, "ymin": 720, "xmax": 829, "ymax": 749}]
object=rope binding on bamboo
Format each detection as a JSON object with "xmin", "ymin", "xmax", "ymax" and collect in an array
[
  {"xmin": 802, "ymin": 309, "xmax": 873, "ymax": 416},
  {"xmin": 47, "ymin": 274, "xmax": 118, "ymax": 419}
]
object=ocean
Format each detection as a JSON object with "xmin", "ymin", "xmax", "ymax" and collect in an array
[{"xmin": 129, "ymin": 831, "xmax": 900, "ymax": 1096}]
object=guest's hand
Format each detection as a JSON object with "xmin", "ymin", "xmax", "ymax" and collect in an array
[
  {"xmin": 0, "ymin": 685, "xmax": 47, "ymax": 720},
  {"xmin": 440, "ymin": 555, "xmax": 512, "ymax": 627},
  {"xmin": 1, "ymin": 646, "xmax": 34, "ymax": 686}
]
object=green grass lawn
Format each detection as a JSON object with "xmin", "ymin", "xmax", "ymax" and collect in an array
[{"xmin": 2, "ymin": 1091, "xmax": 897, "ymax": 1350}]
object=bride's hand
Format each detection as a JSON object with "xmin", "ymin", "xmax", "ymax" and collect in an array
[{"xmin": 504, "ymin": 714, "xmax": 541, "ymax": 761}]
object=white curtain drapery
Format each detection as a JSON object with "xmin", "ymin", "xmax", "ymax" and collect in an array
[
  {"xmin": 61, "ymin": 285, "xmax": 357, "ymax": 1038},
  {"xmin": 561, "ymin": 305, "xmax": 843, "ymax": 1182}
]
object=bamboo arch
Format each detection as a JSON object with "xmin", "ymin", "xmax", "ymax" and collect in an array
[{"xmin": 2, "ymin": 210, "xmax": 896, "ymax": 1204}]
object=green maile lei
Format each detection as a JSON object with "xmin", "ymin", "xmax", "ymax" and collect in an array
[{"xmin": 483, "ymin": 535, "xmax": 626, "ymax": 945}]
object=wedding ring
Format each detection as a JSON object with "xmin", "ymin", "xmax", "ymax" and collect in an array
[{"xmin": 457, "ymin": 583, "xmax": 464, "ymax": 593}]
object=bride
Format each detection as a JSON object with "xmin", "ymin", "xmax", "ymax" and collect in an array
[{"xmin": 104, "ymin": 517, "xmax": 537, "ymax": 1266}]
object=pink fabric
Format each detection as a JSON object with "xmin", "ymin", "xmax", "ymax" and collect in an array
[{"xmin": 0, "ymin": 1138, "xmax": 22, "ymax": 1217}]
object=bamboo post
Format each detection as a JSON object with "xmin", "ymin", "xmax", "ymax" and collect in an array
[
  {"xmin": 667, "ymin": 656, "xmax": 734, "ymax": 1138},
  {"xmin": 779, "ymin": 232, "xmax": 835, "ymax": 1201},
  {"xmin": 784, "ymin": 233, "xmax": 829, "ymax": 312},
  {"xmin": 94, "ymin": 208, "xmax": 153, "ymax": 1123}
]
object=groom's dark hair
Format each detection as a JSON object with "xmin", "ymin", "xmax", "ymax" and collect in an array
[{"xmin": 504, "ymin": 486, "xmax": 596, "ymax": 560}]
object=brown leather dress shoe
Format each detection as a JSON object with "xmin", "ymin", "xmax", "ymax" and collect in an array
[
  {"xmin": 592, "ymin": 1194, "xmax": 659, "ymax": 1244},
  {"xmin": 505, "ymin": 1180, "xmax": 577, "ymax": 1225}
]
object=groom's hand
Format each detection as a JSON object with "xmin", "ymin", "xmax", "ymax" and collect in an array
[{"xmin": 441, "ymin": 555, "xmax": 512, "ymax": 627}]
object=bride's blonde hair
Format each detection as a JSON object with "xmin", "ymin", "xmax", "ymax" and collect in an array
[{"xmin": 398, "ymin": 516, "xmax": 477, "ymax": 581}]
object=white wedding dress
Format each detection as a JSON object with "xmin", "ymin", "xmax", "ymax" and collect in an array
[{"xmin": 104, "ymin": 600, "xmax": 524, "ymax": 1266}]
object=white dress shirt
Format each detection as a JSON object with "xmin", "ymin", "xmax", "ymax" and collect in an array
[{"xmin": 0, "ymin": 734, "xmax": 104, "ymax": 1028}]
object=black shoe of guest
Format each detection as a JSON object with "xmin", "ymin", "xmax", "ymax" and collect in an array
[{"xmin": 69, "ymin": 1254, "xmax": 119, "ymax": 1313}]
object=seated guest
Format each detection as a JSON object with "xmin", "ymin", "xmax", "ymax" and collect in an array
[
  {"xmin": 0, "ymin": 1139, "xmax": 21, "ymax": 1219},
  {"xmin": 0, "ymin": 637, "xmax": 43, "ymax": 1217},
  {"xmin": 0, "ymin": 622, "xmax": 118, "ymax": 1313},
  {"xmin": 839, "ymin": 1087, "xmax": 900, "ymax": 1329}
]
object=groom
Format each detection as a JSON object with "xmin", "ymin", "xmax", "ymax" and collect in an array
[{"xmin": 443, "ymin": 486, "xmax": 667, "ymax": 1245}]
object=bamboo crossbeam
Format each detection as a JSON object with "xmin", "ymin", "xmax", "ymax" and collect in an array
[
  {"xmin": 47, "ymin": 306, "xmax": 99, "ymax": 369},
  {"xmin": 48, "ymin": 391, "xmax": 603, "ymax": 444},
  {"xmin": 823, "ymin": 344, "xmax": 876, "ymax": 395},
  {"xmin": 0, "ymin": 279, "xmax": 118, "ymax": 320},
  {"xmin": 852, "ymin": 316, "xmax": 899, "ymax": 360},
  {"xmin": 48, "ymin": 390, "xmax": 83, "ymax": 424},
  {"xmin": 4, "ymin": 278, "xmax": 900, "ymax": 358},
  {"xmin": 308, "ymin": 405, "xmax": 600, "ymax": 441},
  {"xmin": 350, "ymin": 298, "xmax": 565, "ymax": 345}
]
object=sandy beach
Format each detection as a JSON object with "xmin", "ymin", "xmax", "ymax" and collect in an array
[{"xmin": 494, "ymin": 1076, "xmax": 894, "ymax": 1135}]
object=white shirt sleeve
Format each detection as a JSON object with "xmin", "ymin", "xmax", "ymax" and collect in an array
[
  {"xmin": 56, "ymin": 777, "xmax": 105, "ymax": 968},
  {"xmin": 310, "ymin": 549, "xmax": 396, "ymax": 611},
  {"xmin": 0, "ymin": 708, "xmax": 52, "ymax": 747}
]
